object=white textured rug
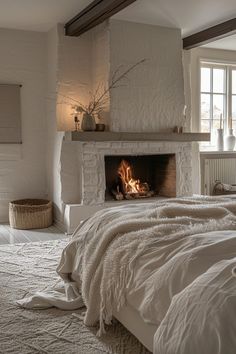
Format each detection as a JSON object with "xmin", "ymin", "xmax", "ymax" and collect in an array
[{"xmin": 0, "ymin": 239, "xmax": 150, "ymax": 354}]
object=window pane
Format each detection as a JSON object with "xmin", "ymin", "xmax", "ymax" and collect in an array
[
  {"xmin": 201, "ymin": 67, "xmax": 211, "ymax": 92},
  {"xmin": 201, "ymin": 119, "xmax": 210, "ymax": 132},
  {"xmin": 232, "ymin": 120, "xmax": 236, "ymax": 132},
  {"xmin": 213, "ymin": 68, "xmax": 225, "ymax": 93},
  {"xmin": 213, "ymin": 119, "xmax": 221, "ymax": 130},
  {"xmin": 232, "ymin": 95, "xmax": 236, "ymax": 119},
  {"xmin": 201, "ymin": 94, "xmax": 210, "ymax": 119},
  {"xmin": 232, "ymin": 70, "xmax": 236, "ymax": 94},
  {"xmin": 213, "ymin": 94, "xmax": 224, "ymax": 119}
]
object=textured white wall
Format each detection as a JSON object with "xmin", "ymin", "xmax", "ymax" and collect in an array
[
  {"xmin": 91, "ymin": 21, "xmax": 110, "ymax": 127},
  {"xmin": 0, "ymin": 28, "xmax": 47, "ymax": 221},
  {"xmin": 57, "ymin": 27, "xmax": 92, "ymax": 131},
  {"xmin": 46, "ymin": 26, "xmax": 66, "ymax": 226},
  {"xmin": 109, "ymin": 20, "xmax": 185, "ymax": 132},
  {"xmin": 57, "ymin": 20, "xmax": 186, "ymax": 133},
  {"xmin": 56, "ymin": 22, "xmax": 110, "ymax": 131}
]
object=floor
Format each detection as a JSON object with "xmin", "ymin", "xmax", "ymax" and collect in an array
[{"xmin": 0, "ymin": 224, "xmax": 66, "ymax": 245}]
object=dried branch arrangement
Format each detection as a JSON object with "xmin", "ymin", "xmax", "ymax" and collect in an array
[{"xmin": 60, "ymin": 59, "xmax": 146, "ymax": 117}]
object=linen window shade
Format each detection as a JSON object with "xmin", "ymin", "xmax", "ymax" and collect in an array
[{"xmin": 0, "ymin": 84, "xmax": 21, "ymax": 143}]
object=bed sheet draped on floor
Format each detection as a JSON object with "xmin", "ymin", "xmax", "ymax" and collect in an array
[{"xmin": 18, "ymin": 197, "xmax": 236, "ymax": 354}]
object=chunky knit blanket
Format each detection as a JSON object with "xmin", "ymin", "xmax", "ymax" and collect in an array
[{"xmin": 18, "ymin": 196, "xmax": 236, "ymax": 353}]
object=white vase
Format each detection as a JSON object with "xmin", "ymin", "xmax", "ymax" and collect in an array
[
  {"xmin": 216, "ymin": 129, "xmax": 224, "ymax": 151},
  {"xmin": 225, "ymin": 128, "xmax": 236, "ymax": 151}
]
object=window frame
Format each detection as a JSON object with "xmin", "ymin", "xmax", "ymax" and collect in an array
[{"xmin": 200, "ymin": 60, "xmax": 236, "ymax": 135}]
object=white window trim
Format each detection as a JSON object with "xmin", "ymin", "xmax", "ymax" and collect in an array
[{"xmin": 199, "ymin": 58, "xmax": 236, "ymax": 144}]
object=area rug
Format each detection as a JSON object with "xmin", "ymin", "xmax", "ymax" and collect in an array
[{"xmin": 0, "ymin": 239, "xmax": 150, "ymax": 354}]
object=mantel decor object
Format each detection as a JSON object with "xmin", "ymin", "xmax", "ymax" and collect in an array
[
  {"xmin": 216, "ymin": 128, "xmax": 224, "ymax": 151},
  {"xmin": 81, "ymin": 112, "xmax": 96, "ymax": 131},
  {"xmin": 95, "ymin": 123, "xmax": 106, "ymax": 131},
  {"xmin": 225, "ymin": 128, "xmax": 236, "ymax": 151}
]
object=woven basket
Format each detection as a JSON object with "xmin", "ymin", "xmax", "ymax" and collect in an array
[{"xmin": 9, "ymin": 199, "xmax": 52, "ymax": 230}]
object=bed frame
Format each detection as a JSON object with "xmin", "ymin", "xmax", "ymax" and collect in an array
[{"xmin": 114, "ymin": 305, "xmax": 157, "ymax": 352}]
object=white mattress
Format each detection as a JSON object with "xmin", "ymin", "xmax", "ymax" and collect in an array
[{"xmin": 114, "ymin": 304, "xmax": 157, "ymax": 353}]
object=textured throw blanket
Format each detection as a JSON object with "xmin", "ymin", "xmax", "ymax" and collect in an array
[{"xmin": 18, "ymin": 196, "xmax": 236, "ymax": 353}]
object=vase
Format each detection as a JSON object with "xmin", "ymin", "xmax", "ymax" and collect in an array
[
  {"xmin": 216, "ymin": 128, "xmax": 224, "ymax": 151},
  {"xmin": 81, "ymin": 113, "xmax": 96, "ymax": 131},
  {"xmin": 225, "ymin": 128, "xmax": 236, "ymax": 151}
]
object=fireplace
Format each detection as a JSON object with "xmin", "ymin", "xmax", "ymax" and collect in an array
[
  {"xmin": 105, "ymin": 154, "xmax": 176, "ymax": 201},
  {"xmin": 61, "ymin": 140, "xmax": 193, "ymax": 233}
]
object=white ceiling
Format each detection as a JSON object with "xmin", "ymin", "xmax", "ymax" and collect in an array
[
  {"xmin": 114, "ymin": 0, "xmax": 236, "ymax": 37},
  {"xmin": 0, "ymin": 0, "xmax": 92, "ymax": 32},
  {"xmin": 203, "ymin": 34, "xmax": 236, "ymax": 51},
  {"xmin": 0, "ymin": 0, "xmax": 236, "ymax": 50}
]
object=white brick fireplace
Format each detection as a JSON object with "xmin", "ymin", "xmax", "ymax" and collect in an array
[
  {"xmin": 62, "ymin": 138, "xmax": 194, "ymax": 233},
  {"xmin": 53, "ymin": 20, "xmax": 205, "ymax": 233}
]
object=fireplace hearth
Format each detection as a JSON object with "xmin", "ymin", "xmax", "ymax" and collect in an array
[{"xmin": 105, "ymin": 154, "xmax": 176, "ymax": 201}]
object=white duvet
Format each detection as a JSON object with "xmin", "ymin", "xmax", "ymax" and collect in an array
[{"xmin": 18, "ymin": 197, "xmax": 236, "ymax": 354}]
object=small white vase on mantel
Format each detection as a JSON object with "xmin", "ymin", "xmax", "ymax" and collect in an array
[
  {"xmin": 216, "ymin": 128, "xmax": 224, "ymax": 151},
  {"xmin": 225, "ymin": 128, "xmax": 236, "ymax": 151}
]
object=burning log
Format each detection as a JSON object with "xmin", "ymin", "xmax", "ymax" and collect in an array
[
  {"xmin": 111, "ymin": 186, "xmax": 124, "ymax": 200},
  {"xmin": 123, "ymin": 190, "xmax": 155, "ymax": 200},
  {"xmin": 110, "ymin": 159, "xmax": 155, "ymax": 200}
]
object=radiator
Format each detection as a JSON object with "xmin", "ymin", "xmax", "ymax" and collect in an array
[{"xmin": 204, "ymin": 158, "xmax": 236, "ymax": 195}]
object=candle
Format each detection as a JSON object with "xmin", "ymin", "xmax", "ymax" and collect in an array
[
  {"xmin": 220, "ymin": 113, "xmax": 223, "ymax": 130},
  {"xmin": 229, "ymin": 116, "xmax": 232, "ymax": 130}
]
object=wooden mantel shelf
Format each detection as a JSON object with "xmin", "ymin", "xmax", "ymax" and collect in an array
[{"xmin": 70, "ymin": 131, "xmax": 210, "ymax": 142}]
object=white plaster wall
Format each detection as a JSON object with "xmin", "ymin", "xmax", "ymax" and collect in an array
[
  {"xmin": 46, "ymin": 26, "xmax": 65, "ymax": 226},
  {"xmin": 56, "ymin": 22, "xmax": 110, "ymax": 132},
  {"xmin": 0, "ymin": 28, "xmax": 47, "ymax": 221},
  {"xmin": 56, "ymin": 20, "xmax": 186, "ymax": 133},
  {"xmin": 182, "ymin": 50, "xmax": 192, "ymax": 131},
  {"xmin": 91, "ymin": 22, "xmax": 110, "ymax": 127},
  {"xmin": 57, "ymin": 27, "xmax": 92, "ymax": 131},
  {"xmin": 109, "ymin": 20, "xmax": 185, "ymax": 132},
  {"xmin": 56, "ymin": 26, "xmax": 94, "ymax": 213}
]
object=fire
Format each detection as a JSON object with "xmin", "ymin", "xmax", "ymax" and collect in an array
[{"xmin": 118, "ymin": 159, "xmax": 149, "ymax": 195}]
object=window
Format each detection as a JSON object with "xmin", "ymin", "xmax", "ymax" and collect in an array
[{"xmin": 200, "ymin": 62, "xmax": 236, "ymax": 135}]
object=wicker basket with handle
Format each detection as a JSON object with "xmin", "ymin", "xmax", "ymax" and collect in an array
[{"xmin": 9, "ymin": 199, "xmax": 52, "ymax": 229}]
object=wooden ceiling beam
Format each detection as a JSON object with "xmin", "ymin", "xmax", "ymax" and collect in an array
[
  {"xmin": 65, "ymin": 0, "xmax": 137, "ymax": 37},
  {"xmin": 183, "ymin": 18, "xmax": 236, "ymax": 50}
]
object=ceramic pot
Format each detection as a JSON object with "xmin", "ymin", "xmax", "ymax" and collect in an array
[
  {"xmin": 81, "ymin": 113, "xmax": 96, "ymax": 131},
  {"xmin": 225, "ymin": 128, "xmax": 236, "ymax": 151},
  {"xmin": 95, "ymin": 123, "xmax": 105, "ymax": 131},
  {"xmin": 216, "ymin": 128, "xmax": 224, "ymax": 151}
]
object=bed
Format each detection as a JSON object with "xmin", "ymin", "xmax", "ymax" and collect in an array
[{"xmin": 18, "ymin": 196, "xmax": 236, "ymax": 354}]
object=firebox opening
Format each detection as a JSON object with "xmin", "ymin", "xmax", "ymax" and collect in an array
[{"xmin": 105, "ymin": 154, "xmax": 176, "ymax": 201}]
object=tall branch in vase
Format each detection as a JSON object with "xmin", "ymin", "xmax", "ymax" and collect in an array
[{"xmin": 59, "ymin": 59, "xmax": 146, "ymax": 119}]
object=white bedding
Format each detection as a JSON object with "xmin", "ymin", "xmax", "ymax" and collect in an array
[{"xmin": 18, "ymin": 197, "xmax": 236, "ymax": 353}]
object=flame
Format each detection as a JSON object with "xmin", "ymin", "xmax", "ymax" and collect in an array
[{"xmin": 118, "ymin": 159, "xmax": 149, "ymax": 194}]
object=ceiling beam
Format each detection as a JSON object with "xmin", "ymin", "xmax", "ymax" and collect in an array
[
  {"xmin": 183, "ymin": 18, "xmax": 236, "ymax": 50},
  {"xmin": 65, "ymin": 0, "xmax": 137, "ymax": 37}
]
